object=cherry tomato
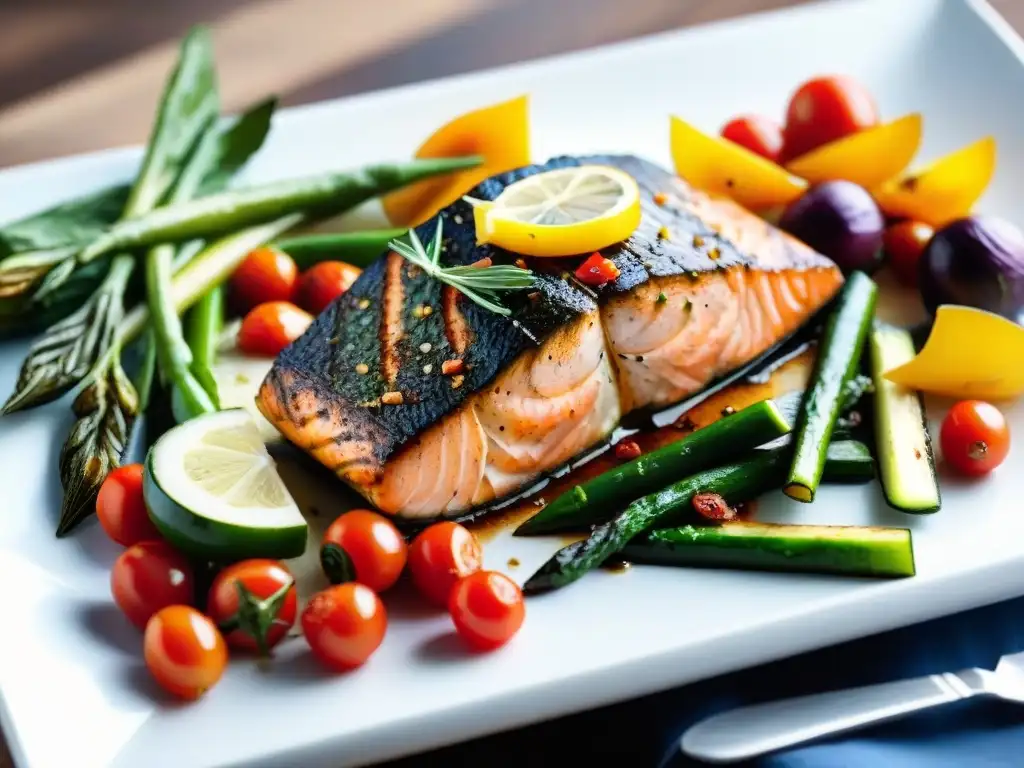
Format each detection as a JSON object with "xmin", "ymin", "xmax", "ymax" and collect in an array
[
  {"xmin": 111, "ymin": 541, "xmax": 194, "ymax": 630},
  {"xmin": 96, "ymin": 464, "xmax": 161, "ymax": 546},
  {"xmin": 408, "ymin": 521, "xmax": 482, "ymax": 607},
  {"xmin": 301, "ymin": 583, "xmax": 387, "ymax": 671},
  {"xmin": 320, "ymin": 510, "xmax": 407, "ymax": 593},
  {"xmin": 230, "ymin": 246, "xmax": 298, "ymax": 313},
  {"xmin": 295, "ymin": 261, "xmax": 362, "ymax": 316},
  {"xmin": 237, "ymin": 301, "xmax": 313, "ymax": 357},
  {"xmin": 144, "ymin": 605, "xmax": 228, "ymax": 700},
  {"xmin": 575, "ymin": 253, "xmax": 620, "ymax": 287},
  {"xmin": 720, "ymin": 114, "xmax": 784, "ymax": 163},
  {"xmin": 940, "ymin": 400, "xmax": 1010, "ymax": 477},
  {"xmin": 207, "ymin": 559, "xmax": 297, "ymax": 654},
  {"xmin": 782, "ymin": 75, "xmax": 879, "ymax": 161},
  {"xmin": 883, "ymin": 221, "xmax": 934, "ymax": 287},
  {"xmin": 449, "ymin": 571, "xmax": 525, "ymax": 651}
]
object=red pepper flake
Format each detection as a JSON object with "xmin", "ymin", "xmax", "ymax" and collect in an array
[
  {"xmin": 653, "ymin": 192, "xmax": 668, "ymax": 206},
  {"xmin": 614, "ymin": 440, "xmax": 642, "ymax": 460},
  {"xmin": 470, "ymin": 257, "xmax": 493, "ymax": 269},
  {"xmin": 515, "ymin": 258, "xmax": 528, "ymax": 270},
  {"xmin": 441, "ymin": 359, "xmax": 464, "ymax": 375},
  {"xmin": 575, "ymin": 253, "xmax": 620, "ymax": 287},
  {"xmin": 693, "ymin": 492, "xmax": 737, "ymax": 522}
]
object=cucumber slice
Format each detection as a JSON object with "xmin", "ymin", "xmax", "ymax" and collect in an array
[
  {"xmin": 622, "ymin": 521, "xmax": 915, "ymax": 578},
  {"xmin": 144, "ymin": 408, "xmax": 308, "ymax": 560},
  {"xmin": 870, "ymin": 323, "xmax": 941, "ymax": 514}
]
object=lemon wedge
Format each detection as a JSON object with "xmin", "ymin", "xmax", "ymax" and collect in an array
[{"xmin": 470, "ymin": 165, "xmax": 641, "ymax": 257}]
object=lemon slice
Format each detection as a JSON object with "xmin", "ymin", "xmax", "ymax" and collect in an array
[
  {"xmin": 144, "ymin": 409, "xmax": 307, "ymax": 559},
  {"xmin": 470, "ymin": 165, "xmax": 642, "ymax": 257}
]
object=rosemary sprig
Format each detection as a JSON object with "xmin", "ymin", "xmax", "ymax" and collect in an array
[{"xmin": 388, "ymin": 221, "xmax": 533, "ymax": 317}]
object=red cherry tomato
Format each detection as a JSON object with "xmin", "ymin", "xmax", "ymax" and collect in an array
[
  {"xmin": 144, "ymin": 605, "xmax": 228, "ymax": 700},
  {"xmin": 237, "ymin": 301, "xmax": 313, "ymax": 357},
  {"xmin": 230, "ymin": 246, "xmax": 298, "ymax": 313},
  {"xmin": 207, "ymin": 559, "xmax": 297, "ymax": 654},
  {"xmin": 301, "ymin": 583, "xmax": 387, "ymax": 671},
  {"xmin": 883, "ymin": 221, "xmax": 934, "ymax": 287},
  {"xmin": 449, "ymin": 571, "xmax": 525, "ymax": 651},
  {"xmin": 111, "ymin": 541, "xmax": 194, "ymax": 630},
  {"xmin": 575, "ymin": 253, "xmax": 620, "ymax": 287},
  {"xmin": 782, "ymin": 75, "xmax": 879, "ymax": 161},
  {"xmin": 720, "ymin": 114, "xmax": 784, "ymax": 163},
  {"xmin": 96, "ymin": 464, "xmax": 161, "ymax": 546},
  {"xmin": 408, "ymin": 521, "xmax": 482, "ymax": 607},
  {"xmin": 320, "ymin": 510, "xmax": 407, "ymax": 593},
  {"xmin": 940, "ymin": 400, "xmax": 1010, "ymax": 477},
  {"xmin": 295, "ymin": 261, "xmax": 362, "ymax": 315}
]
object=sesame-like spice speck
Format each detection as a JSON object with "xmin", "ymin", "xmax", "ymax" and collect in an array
[
  {"xmin": 355, "ymin": 363, "xmax": 369, "ymax": 375},
  {"xmin": 653, "ymin": 192, "xmax": 668, "ymax": 205},
  {"xmin": 357, "ymin": 298, "xmax": 370, "ymax": 310},
  {"xmin": 345, "ymin": 342, "xmax": 355, "ymax": 351},
  {"xmin": 381, "ymin": 391, "xmax": 404, "ymax": 405},
  {"xmin": 657, "ymin": 226, "xmax": 671, "ymax": 240},
  {"xmin": 423, "ymin": 364, "xmax": 433, "ymax": 374},
  {"xmin": 692, "ymin": 235, "xmax": 705, "ymax": 248},
  {"xmin": 453, "ymin": 214, "xmax": 464, "ymax": 224},
  {"xmin": 643, "ymin": 260, "xmax": 654, "ymax": 269},
  {"xmin": 451, "ymin": 375, "xmax": 465, "ymax": 389},
  {"xmin": 515, "ymin": 258, "xmax": 528, "ymax": 270},
  {"xmin": 234, "ymin": 373, "xmax": 250, "ymax": 385},
  {"xmin": 423, "ymin": 306, "xmax": 433, "ymax": 317},
  {"xmin": 708, "ymin": 247, "xmax": 721, "ymax": 260},
  {"xmin": 419, "ymin": 342, "xmax": 432, "ymax": 353},
  {"xmin": 328, "ymin": 337, "xmax": 339, "ymax": 345}
]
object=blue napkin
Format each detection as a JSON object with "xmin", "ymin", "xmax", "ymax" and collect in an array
[{"xmin": 383, "ymin": 595, "xmax": 1024, "ymax": 767}]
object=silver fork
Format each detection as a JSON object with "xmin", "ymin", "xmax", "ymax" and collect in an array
[{"xmin": 681, "ymin": 649, "xmax": 1024, "ymax": 764}]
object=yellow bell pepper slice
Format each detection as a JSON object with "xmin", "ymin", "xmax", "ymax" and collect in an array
[
  {"xmin": 872, "ymin": 137, "xmax": 996, "ymax": 227},
  {"xmin": 785, "ymin": 113, "xmax": 922, "ymax": 189},
  {"xmin": 382, "ymin": 95, "xmax": 531, "ymax": 227},
  {"xmin": 669, "ymin": 115, "xmax": 807, "ymax": 211},
  {"xmin": 884, "ymin": 305, "xmax": 1024, "ymax": 401}
]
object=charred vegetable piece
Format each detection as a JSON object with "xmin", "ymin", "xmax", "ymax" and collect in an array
[
  {"xmin": 523, "ymin": 440, "xmax": 874, "ymax": 594},
  {"xmin": 514, "ymin": 399, "xmax": 791, "ymax": 536},
  {"xmin": 870, "ymin": 323, "xmax": 940, "ymax": 513},
  {"xmin": 785, "ymin": 271, "xmax": 877, "ymax": 503},
  {"xmin": 622, "ymin": 521, "xmax": 914, "ymax": 578}
]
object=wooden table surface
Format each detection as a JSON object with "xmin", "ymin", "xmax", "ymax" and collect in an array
[{"xmin": 1, "ymin": 0, "xmax": 1023, "ymax": 765}]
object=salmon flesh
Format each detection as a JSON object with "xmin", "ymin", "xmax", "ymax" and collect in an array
[{"xmin": 257, "ymin": 155, "xmax": 843, "ymax": 520}]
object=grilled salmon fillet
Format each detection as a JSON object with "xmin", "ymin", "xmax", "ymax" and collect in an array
[{"xmin": 258, "ymin": 155, "xmax": 843, "ymax": 519}]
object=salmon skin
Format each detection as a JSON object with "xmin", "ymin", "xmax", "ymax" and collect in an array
[{"xmin": 258, "ymin": 154, "xmax": 843, "ymax": 520}]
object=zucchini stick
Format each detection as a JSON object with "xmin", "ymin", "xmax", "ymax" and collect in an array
[
  {"xmin": 622, "ymin": 521, "xmax": 915, "ymax": 578},
  {"xmin": 784, "ymin": 271, "xmax": 877, "ymax": 503}
]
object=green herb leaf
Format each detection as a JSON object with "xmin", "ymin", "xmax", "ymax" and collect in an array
[
  {"xmin": 388, "ymin": 220, "xmax": 534, "ymax": 316},
  {"xmin": 0, "ymin": 185, "xmax": 129, "ymax": 258}
]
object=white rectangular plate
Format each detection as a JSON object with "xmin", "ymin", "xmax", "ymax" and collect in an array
[{"xmin": 3, "ymin": 1, "xmax": 1024, "ymax": 766}]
